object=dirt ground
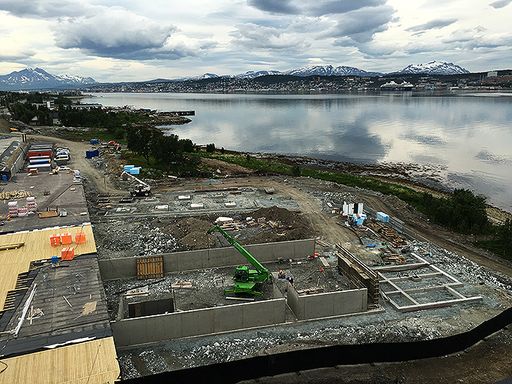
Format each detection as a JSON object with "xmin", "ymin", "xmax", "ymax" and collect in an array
[
  {"xmin": 29, "ymin": 134, "xmax": 124, "ymax": 195},
  {"xmin": 26, "ymin": 133, "xmax": 512, "ymax": 382},
  {"xmin": 25, "ymin": 131, "xmax": 512, "ymax": 286},
  {"xmin": 0, "ymin": 117, "xmax": 11, "ymax": 133}
]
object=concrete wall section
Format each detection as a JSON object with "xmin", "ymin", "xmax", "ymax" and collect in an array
[
  {"xmin": 112, "ymin": 298, "xmax": 287, "ymax": 347},
  {"xmin": 100, "ymin": 239, "xmax": 315, "ymax": 281},
  {"xmin": 287, "ymin": 285, "xmax": 368, "ymax": 320}
]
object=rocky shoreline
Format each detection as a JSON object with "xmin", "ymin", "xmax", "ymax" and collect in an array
[{"xmin": 230, "ymin": 150, "xmax": 512, "ymax": 221}]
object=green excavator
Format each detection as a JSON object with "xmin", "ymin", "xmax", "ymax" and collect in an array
[{"xmin": 207, "ymin": 225, "xmax": 270, "ymax": 296}]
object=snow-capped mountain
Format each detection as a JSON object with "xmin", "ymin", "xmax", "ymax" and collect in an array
[
  {"xmin": 0, "ymin": 67, "xmax": 97, "ymax": 91},
  {"xmin": 235, "ymin": 70, "xmax": 283, "ymax": 79},
  {"xmin": 394, "ymin": 61, "xmax": 470, "ymax": 75},
  {"xmin": 177, "ymin": 73, "xmax": 221, "ymax": 81},
  {"xmin": 193, "ymin": 73, "xmax": 220, "ymax": 80},
  {"xmin": 285, "ymin": 65, "xmax": 382, "ymax": 77}
]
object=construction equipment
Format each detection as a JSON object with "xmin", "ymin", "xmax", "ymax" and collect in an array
[
  {"xmin": 107, "ymin": 140, "xmax": 121, "ymax": 151},
  {"xmin": 207, "ymin": 225, "xmax": 270, "ymax": 296},
  {"xmin": 121, "ymin": 171, "xmax": 151, "ymax": 197}
]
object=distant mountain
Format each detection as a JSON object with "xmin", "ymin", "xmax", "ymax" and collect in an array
[
  {"xmin": 177, "ymin": 73, "xmax": 221, "ymax": 81},
  {"xmin": 285, "ymin": 65, "xmax": 382, "ymax": 77},
  {"xmin": 394, "ymin": 61, "xmax": 470, "ymax": 75},
  {"xmin": 235, "ymin": 70, "xmax": 283, "ymax": 79},
  {"xmin": 0, "ymin": 67, "xmax": 97, "ymax": 91}
]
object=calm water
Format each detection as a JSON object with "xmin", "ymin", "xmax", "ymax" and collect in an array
[{"xmin": 82, "ymin": 93, "xmax": 512, "ymax": 211}]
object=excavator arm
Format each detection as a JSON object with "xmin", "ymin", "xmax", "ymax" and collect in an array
[
  {"xmin": 208, "ymin": 225, "xmax": 269, "ymax": 281},
  {"xmin": 120, "ymin": 171, "xmax": 150, "ymax": 188}
]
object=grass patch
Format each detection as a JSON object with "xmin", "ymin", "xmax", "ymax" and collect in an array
[{"xmin": 122, "ymin": 151, "xmax": 207, "ymax": 178}]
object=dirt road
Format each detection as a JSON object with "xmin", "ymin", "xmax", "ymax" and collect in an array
[
  {"xmin": 268, "ymin": 180, "xmax": 355, "ymax": 244},
  {"xmin": 30, "ymin": 135, "xmax": 123, "ymax": 195},
  {"xmin": 160, "ymin": 175, "xmax": 357, "ymax": 244}
]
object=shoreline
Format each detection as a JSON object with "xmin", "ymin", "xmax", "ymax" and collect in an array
[{"xmin": 212, "ymin": 148, "xmax": 512, "ymax": 220}]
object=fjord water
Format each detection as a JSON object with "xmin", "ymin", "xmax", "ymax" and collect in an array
[{"xmin": 82, "ymin": 93, "xmax": 512, "ymax": 211}]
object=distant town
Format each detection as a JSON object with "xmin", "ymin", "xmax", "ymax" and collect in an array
[
  {"xmin": 86, "ymin": 69, "xmax": 512, "ymax": 94},
  {"xmin": 1, "ymin": 63, "xmax": 511, "ymax": 94}
]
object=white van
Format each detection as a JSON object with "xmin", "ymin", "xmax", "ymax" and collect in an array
[{"xmin": 55, "ymin": 154, "xmax": 70, "ymax": 165}]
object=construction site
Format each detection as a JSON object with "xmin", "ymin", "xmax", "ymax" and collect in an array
[{"xmin": 0, "ymin": 133, "xmax": 511, "ymax": 383}]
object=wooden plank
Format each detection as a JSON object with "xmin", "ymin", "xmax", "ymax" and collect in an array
[
  {"xmin": 0, "ymin": 242, "xmax": 24, "ymax": 251},
  {"xmin": 0, "ymin": 224, "xmax": 97, "ymax": 310},
  {"xmin": 38, "ymin": 211, "xmax": 59, "ymax": 219},
  {"xmin": 0, "ymin": 337, "xmax": 120, "ymax": 384},
  {"xmin": 136, "ymin": 256, "xmax": 164, "ymax": 279},
  {"xmin": 319, "ymin": 257, "xmax": 330, "ymax": 268}
]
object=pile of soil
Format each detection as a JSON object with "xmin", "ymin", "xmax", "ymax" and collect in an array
[
  {"xmin": 244, "ymin": 206, "xmax": 314, "ymax": 244},
  {"xmin": 163, "ymin": 217, "xmax": 216, "ymax": 250}
]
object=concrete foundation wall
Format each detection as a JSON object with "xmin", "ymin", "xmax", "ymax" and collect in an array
[
  {"xmin": 112, "ymin": 298, "xmax": 287, "ymax": 347},
  {"xmin": 99, "ymin": 239, "xmax": 315, "ymax": 281},
  {"xmin": 287, "ymin": 285, "xmax": 368, "ymax": 320}
]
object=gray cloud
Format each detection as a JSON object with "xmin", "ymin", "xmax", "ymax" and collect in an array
[
  {"xmin": 247, "ymin": 0, "xmax": 299, "ymax": 15},
  {"xmin": 247, "ymin": 0, "xmax": 387, "ymax": 16},
  {"xmin": 54, "ymin": 9, "xmax": 194, "ymax": 60},
  {"xmin": 0, "ymin": 0, "xmax": 94, "ymax": 18},
  {"xmin": 327, "ymin": 5, "xmax": 396, "ymax": 43},
  {"xmin": 406, "ymin": 18, "xmax": 457, "ymax": 32},
  {"xmin": 490, "ymin": 0, "xmax": 512, "ymax": 8},
  {"xmin": 0, "ymin": 50, "xmax": 35, "ymax": 61},
  {"xmin": 231, "ymin": 23, "xmax": 310, "ymax": 51},
  {"xmin": 442, "ymin": 29, "xmax": 512, "ymax": 50},
  {"xmin": 308, "ymin": 0, "xmax": 386, "ymax": 16}
]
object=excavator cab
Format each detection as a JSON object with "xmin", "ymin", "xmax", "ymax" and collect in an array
[
  {"xmin": 130, "ymin": 184, "xmax": 151, "ymax": 197},
  {"xmin": 234, "ymin": 266, "xmax": 250, "ymax": 282}
]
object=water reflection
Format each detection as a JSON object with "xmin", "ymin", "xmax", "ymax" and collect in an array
[{"xmin": 83, "ymin": 93, "xmax": 512, "ymax": 211}]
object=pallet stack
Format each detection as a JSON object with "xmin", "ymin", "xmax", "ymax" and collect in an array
[
  {"xmin": 7, "ymin": 201, "xmax": 18, "ymax": 218},
  {"xmin": 26, "ymin": 196, "xmax": 37, "ymax": 212}
]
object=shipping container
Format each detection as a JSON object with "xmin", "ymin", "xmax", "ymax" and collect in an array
[
  {"xmin": 27, "ymin": 163, "xmax": 52, "ymax": 172},
  {"xmin": 29, "ymin": 158, "xmax": 51, "ymax": 165},
  {"xmin": 27, "ymin": 150, "xmax": 53, "ymax": 159}
]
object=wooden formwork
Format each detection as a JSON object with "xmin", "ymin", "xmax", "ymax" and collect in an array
[
  {"xmin": 136, "ymin": 255, "xmax": 164, "ymax": 279},
  {"xmin": 336, "ymin": 244, "xmax": 380, "ymax": 305}
]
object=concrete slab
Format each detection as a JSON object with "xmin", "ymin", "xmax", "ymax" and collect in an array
[{"xmin": 0, "ymin": 171, "xmax": 90, "ymax": 233}]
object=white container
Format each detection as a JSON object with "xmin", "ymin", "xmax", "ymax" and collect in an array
[
  {"xmin": 178, "ymin": 195, "xmax": 191, "ymax": 200},
  {"xmin": 215, "ymin": 217, "xmax": 234, "ymax": 224},
  {"xmin": 190, "ymin": 203, "xmax": 204, "ymax": 209}
]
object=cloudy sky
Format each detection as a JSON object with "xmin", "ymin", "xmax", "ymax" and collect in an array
[{"xmin": 0, "ymin": 0, "xmax": 510, "ymax": 81}]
